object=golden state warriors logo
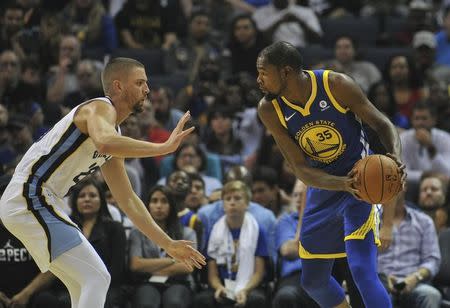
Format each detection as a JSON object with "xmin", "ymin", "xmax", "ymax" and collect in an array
[{"xmin": 296, "ymin": 121, "xmax": 346, "ymax": 163}]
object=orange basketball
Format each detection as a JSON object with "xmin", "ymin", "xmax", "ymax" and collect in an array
[{"xmin": 353, "ymin": 155, "xmax": 402, "ymax": 204}]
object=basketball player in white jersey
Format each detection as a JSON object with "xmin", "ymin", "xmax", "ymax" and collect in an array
[{"xmin": 0, "ymin": 58, "xmax": 206, "ymax": 308}]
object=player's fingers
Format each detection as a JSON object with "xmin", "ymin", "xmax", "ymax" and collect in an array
[{"xmin": 179, "ymin": 126, "xmax": 195, "ymax": 138}]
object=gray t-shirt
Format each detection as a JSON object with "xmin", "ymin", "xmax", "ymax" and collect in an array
[{"xmin": 128, "ymin": 226, "xmax": 197, "ymax": 282}]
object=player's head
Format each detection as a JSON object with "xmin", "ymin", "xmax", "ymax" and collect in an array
[
  {"xmin": 256, "ymin": 41, "xmax": 303, "ymax": 100},
  {"xmin": 101, "ymin": 57, "xmax": 149, "ymax": 114}
]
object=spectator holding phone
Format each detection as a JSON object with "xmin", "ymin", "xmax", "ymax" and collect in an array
[{"xmin": 378, "ymin": 189, "xmax": 442, "ymax": 308}]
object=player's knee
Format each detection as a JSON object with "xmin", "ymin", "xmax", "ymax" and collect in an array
[
  {"xmin": 301, "ymin": 273, "xmax": 325, "ymax": 293},
  {"xmin": 348, "ymin": 261, "xmax": 366, "ymax": 283}
]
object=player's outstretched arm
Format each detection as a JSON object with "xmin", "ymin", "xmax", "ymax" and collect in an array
[
  {"xmin": 257, "ymin": 98, "xmax": 358, "ymax": 194},
  {"xmin": 80, "ymin": 101, "xmax": 194, "ymax": 158},
  {"xmin": 101, "ymin": 157, "xmax": 206, "ymax": 270}
]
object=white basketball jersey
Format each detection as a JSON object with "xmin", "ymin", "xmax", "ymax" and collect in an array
[{"xmin": 13, "ymin": 97, "xmax": 119, "ymax": 198}]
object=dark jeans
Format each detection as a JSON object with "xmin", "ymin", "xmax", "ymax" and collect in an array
[
  {"xmin": 273, "ymin": 271, "xmax": 320, "ymax": 308},
  {"xmin": 132, "ymin": 283, "xmax": 192, "ymax": 308},
  {"xmin": 193, "ymin": 288, "xmax": 267, "ymax": 308}
]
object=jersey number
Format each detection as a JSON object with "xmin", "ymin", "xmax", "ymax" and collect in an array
[
  {"xmin": 316, "ymin": 130, "xmax": 332, "ymax": 142},
  {"xmin": 72, "ymin": 163, "xmax": 99, "ymax": 184}
]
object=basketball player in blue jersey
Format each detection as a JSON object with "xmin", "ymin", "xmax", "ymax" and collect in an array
[
  {"xmin": 257, "ymin": 42, "xmax": 406, "ymax": 308},
  {"xmin": 0, "ymin": 58, "xmax": 206, "ymax": 308}
]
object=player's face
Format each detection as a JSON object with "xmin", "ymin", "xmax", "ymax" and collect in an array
[
  {"xmin": 125, "ymin": 67, "xmax": 149, "ymax": 114},
  {"xmin": 76, "ymin": 185, "xmax": 101, "ymax": 218},
  {"xmin": 148, "ymin": 190, "xmax": 170, "ymax": 222},
  {"xmin": 419, "ymin": 178, "xmax": 445, "ymax": 208},
  {"xmin": 256, "ymin": 57, "xmax": 285, "ymax": 100},
  {"xmin": 223, "ymin": 190, "xmax": 249, "ymax": 220}
]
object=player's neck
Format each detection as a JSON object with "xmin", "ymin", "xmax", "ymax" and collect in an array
[{"xmin": 281, "ymin": 71, "xmax": 312, "ymax": 107}]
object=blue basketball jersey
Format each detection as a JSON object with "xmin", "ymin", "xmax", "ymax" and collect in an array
[{"xmin": 271, "ymin": 70, "xmax": 370, "ymax": 176}]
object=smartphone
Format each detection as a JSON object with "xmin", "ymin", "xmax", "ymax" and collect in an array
[{"xmin": 394, "ymin": 281, "xmax": 406, "ymax": 291}]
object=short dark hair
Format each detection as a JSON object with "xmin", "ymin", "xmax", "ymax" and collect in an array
[
  {"xmin": 252, "ymin": 166, "xmax": 278, "ymax": 188},
  {"xmin": 258, "ymin": 41, "xmax": 303, "ymax": 72},
  {"xmin": 412, "ymin": 101, "xmax": 436, "ymax": 117},
  {"xmin": 101, "ymin": 57, "xmax": 144, "ymax": 94}
]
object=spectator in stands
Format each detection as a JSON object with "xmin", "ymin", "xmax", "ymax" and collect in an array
[
  {"xmin": 38, "ymin": 11, "xmax": 67, "ymax": 72},
  {"xmin": 330, "ymin": 36, "xmax": 381, "ymax": 93},
  {"xmin": 204, "ymin": 105, "xmax": 243, "ymax": 171},
  {"xmin": 193, "ymin": 180, "xmax": 268, "ymax": 308},
  {"xmin": 401, "ymin": 102, "xmax": 450, "ymax": 187},
  {"xmin": 150, "ymin": 86, "xmax": 185, "ymax": 131},
  {"xmin": 272, "ymin": 179, "xmax": 319, "ymax": 307},
  {"xmin": 435, "ymin": 6, "xmax": 450, "ymax": 67},
  {"xmin": 66, "ymin": 178, "xmax": 127, "ymax": 308},
  {"xmin": 165, "ymin": 8, "xmax": 220, "ymax": 81},
  {"xmin": 197, "ymin": 165, "xmax": 276, "ymax": 257},
  {"xmin": 61, "ymin": 0, "xmax": 111, "ymax": 49},
  {"xmin": 413, "ymin": 31, "xmax": 450, "ymax": 86},
  {"xmin": 253, "ymin": 0, "xmax": 322, "ymax": 48},
  {"xmin": 129, "ymin": 185, "xmax": 196, "ymax": 308},
  {"xmin": 384, "ymin": 54, "xmax": 426, "ymax": 119},
  {"xmin": 185, "ymin": 172, "xmax": 208, "ymax": 213},
  {"xmin": 159, "ymin": 143, "xmax": 223, "ymax": 197},
  {"xmin": 427, "ymin": 81, "xmax": 450, "ymax": 133},
  {"xmin": 223, "ymin": 13, "xmax": 267, "ymax": 78},
  {"xmin": 0, "ymin": 3, "xmax": 25, "ymax": 58},
  {"xmin": 251, "ymin": 166, "xmax": 289, "ymax": 218},
  {"xmin": 46, "ymin": 34, "xmax": 81, "ymax": 106},
  {"xmin": 378, "ymin": 190, "xmax": 442, "ymax": 308},
  {"xmin": 418, "ymin": 173, "xmax": 449, "ymax": 234},
  {"xmin": 115, "ymin": 0, "xmax": 183, "ymax": 49},
  {"xmin": 367, "ymin": 81, "xmax": 409, "ymax": 130},
  {"xmin": 63, "ymin": 59, "xmax": 103, "ymax": 110}
]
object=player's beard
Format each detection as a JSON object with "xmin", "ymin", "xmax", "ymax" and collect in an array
[{"xmin": 132, "ymin": 100, "xmax": 144, "ymax": 114}]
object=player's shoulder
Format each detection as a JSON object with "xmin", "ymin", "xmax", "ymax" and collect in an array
[
  {"xmin": 77, "ymin": 98, "xmax": 117, "ymax": 118},
  {"xmin": 327, "ymin": 71, "xmax": 354, "ymax": 89},
  {"xmin": 257, "ymin": 97, "xmax": 276, "ymax": 117}
]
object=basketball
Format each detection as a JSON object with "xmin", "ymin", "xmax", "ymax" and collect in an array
[{"xmin": 353, "ymin": 155, "xmax": 402, "ymax": 204}]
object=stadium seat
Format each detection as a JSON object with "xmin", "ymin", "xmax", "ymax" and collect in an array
[
  {"xmin": 320, "ymin": 17, "xmax": 379, "ymax": 48},
  {"xmin": 298, "ymin": 45, "xmax": 334, "ymax": 68},
  {"xmin": 111, "ymin": 48, "xmax": 166, "ymax": 75},
  {"xmin": 362, "ymin": 47, "xmax": 413, "ymax": 72}
]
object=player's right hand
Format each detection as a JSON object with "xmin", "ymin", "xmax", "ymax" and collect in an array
[
  {"xmin": 345, "ymin": 168, "xmax": 362, "ymax": 200},
  {"xmin": 386, "ymin": 153, "xmax": 406, "ymax": 192},
  {"xmin": 165, "ymin": 239, "xmax": 206, "ymax": 271}
]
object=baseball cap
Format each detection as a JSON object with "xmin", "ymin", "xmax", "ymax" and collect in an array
[{"xmin": 413, "ymin": 31, "xmax": 437, "ymax": 49}]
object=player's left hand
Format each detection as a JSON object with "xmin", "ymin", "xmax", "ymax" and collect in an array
[
  {"xmin": 378, "ymin": 224, "xmax": 393, "ymax": 252},
  {"xmin": 165, "ymin": 239, "xmax": 206, "ymax": 271},
  {"xmin": 386, "ymin": 153, "xmax": 406, "ymax": 192},
  {"xmin": 164, "ymin": 111, "xmax": 195, "ymax": 153}
]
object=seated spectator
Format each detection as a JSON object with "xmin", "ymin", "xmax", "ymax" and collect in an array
[
  {"xmin": 115, "ymin": 0, "xmax": 183, "ymax": 49},
  {"xmin": 197, "ymin": 165, "xmax": 276, "ymax": 258},
  {"xmin": 272, "ymin": 179, "xmax": 319, "ymax": 308},
  {"xmin": 64, "ymin": 178, "xmax": 127, "ymax": 308},
  {"xmin": 367, "ymin": 81, "xmax": 409, "ymax": 130},
  {"xmin": 223, "ymin": 13, "xmax": 267, "ymax": 77},
  {"xmin": 46, "ymin": 34, "xmax": 81, "ymax": 107},
  {"xmin": 204, "ymin": 105, "xmax": 243, "ymax": 170},
  {"xmin": 384, "ymin": 54, "xmax": 426, "ymax": 119},
  {"xmin": 329, "ymin": 36, "xmax": 381, "ymax": 93},
  {"xmin": 185, "ymin": 172, "xmax": 208, "ymax": 213},
  {"xmin": 129, "ymin": 185, "xmax": 196, "ymax": 308},
  {"xmin": 251, "ymin": 166, "xmax": 289, "ymax": 217},
  {"xmin": 158, "ymin": 143, "xmax": 223, "ymax": 196},
  {"xmin": 418, "ymin": 172, "xmax": 449, "ymax": 234},
  {"xmin": 401, "ymin": 102, "xmax": 450, "ymax": 187},
  {"xmin": 378, "ymin": 190, "xmax": 442, "ymax": 308},
  {"xmin": 150, "ymin": 86, "xmax": 185, "ymax": 131},
  {"xmin": 193, "ymin": 180, "xmax": 268, "ymax": 308},
  {"xmin": 61, "ymin": 0, "xmax": 110, "ymax": 49},
  {"xmin": 253, "ymin": 0, "xmax": 322, "ymax": 48}
]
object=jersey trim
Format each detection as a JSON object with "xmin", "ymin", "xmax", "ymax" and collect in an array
[
  {"xmin": 323, "ymin": 70, "xmax": 348, "ymax": 114},
  {"xmin": 280, "ymin": 70, "xmax": 317, "ymax": 116},
  {"xmin": 344, "ymin": 205, "xmax": 381, "ymax": 246},
  {"xmin": 299, "ymin": 241, "xmax": 347, "ymax": 259},
  {"xmin": 271, "ymin": 99, "xmax": 288, "ymax": 129}
]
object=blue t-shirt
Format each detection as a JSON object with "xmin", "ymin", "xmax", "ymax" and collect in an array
[
  {"xmin": 208, "ymin": 227, "xmax": 268, "ymax": 281},
  {"xmin": 276, "ymin": 212, "xmax": 302, "ymax": 278}
]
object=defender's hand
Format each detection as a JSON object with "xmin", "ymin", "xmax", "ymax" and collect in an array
[{"xmin": 165, "ymin": 239, "xmax": 206, "ymax": 271}]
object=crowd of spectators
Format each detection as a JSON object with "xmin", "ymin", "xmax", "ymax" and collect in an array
[{"xmin": 1, "ymin": 0, "xmax": 450, "ymax": 307}]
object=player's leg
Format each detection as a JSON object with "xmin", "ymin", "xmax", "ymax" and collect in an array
[
  {"xmin": 344, "ymin": 204, "xmax": 391, "ymax": 308},
  {"xmin": 49, "ymin": 235, "xmax": 111, "ymax": 308},
  {"xmin": 300, "ymin": 258, "xmax": 348, "ymax": 307}
]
